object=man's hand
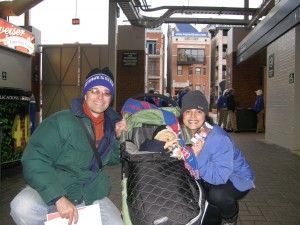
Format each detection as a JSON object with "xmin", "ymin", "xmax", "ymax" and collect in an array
[
  {"xmin": 55, "ymin": 196, "xmax": 79, "ymax": 225},
  {"xmin": 115, "ymin": 119, "xmax": 128, "ymax": 138}
]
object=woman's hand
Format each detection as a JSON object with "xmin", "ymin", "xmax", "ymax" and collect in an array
[
  {"xmin": 55, "ymin": 196, "xmax": 79, "ymax": 225},
  {"xmin": 115, "ymin": 119, "xmax": 128, "ymax": 138},
  {"xmin": 192, "ymin": 138, "xmax": 205, "ymax": 157}
]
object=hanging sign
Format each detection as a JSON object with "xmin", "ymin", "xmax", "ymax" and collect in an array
[{"xmin": 0, "ymin": 18, "xmax": 35, "ymax": 56}]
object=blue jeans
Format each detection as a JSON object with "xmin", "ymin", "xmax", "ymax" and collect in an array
[{"xmin": 10, "ymin": 186, "xmax": 124, "ymax": 225}]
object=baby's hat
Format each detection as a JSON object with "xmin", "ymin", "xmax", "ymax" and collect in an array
[{"xmin": 153, "ymin": 125, "xmax": 176, "ymax": 139}]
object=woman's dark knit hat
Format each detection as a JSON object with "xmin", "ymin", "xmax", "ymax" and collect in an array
[{"xmin": 180, "ymin": 90, "xmax": 209, "ymax": 115}]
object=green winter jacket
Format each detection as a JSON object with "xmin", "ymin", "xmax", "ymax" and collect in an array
[{"xmin": 21, "ymin": 97, "xmax": 122, "ymax": 205}]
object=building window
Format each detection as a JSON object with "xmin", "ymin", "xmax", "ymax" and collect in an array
[
  {"xmin": 196, "ymin": 67, "xmax": 201, "ymax": 75},
  {"xmin": 146, "ymin": 41, "xmax": 156, "ymax": 55},
  {"xmin": 149, "ymin": 61, "xmax": 156, "ymax": 76},
  {"xmin": 189, "ymin": 67, "xmax": 193, "ymax": 76},
  {"xmin": 149, "ymin": 81, "xmax": 156, "ymax": 90},
  {"xmin": 177, "ymin": 48, "xmax": 206, "ymax": 64},
  {"xmin": 203, "ymin": 68, "xmax": 206, "ymax": 75},
  {"xmin": 222, "ymin": 44, "xmax": 227, "ymax": 59},
  {"xmin": 222, "ymin": 66, "xmax": 226, "ymax": 79},
  {"xmin": 177, "ymin": 66, "xmax": 183, "ymax": 75}
]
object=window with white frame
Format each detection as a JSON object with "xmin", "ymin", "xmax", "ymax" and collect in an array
[
  {"xmin": 196, "ymin": 67, "xmax": 201, "ymax": 75},
  {"xmin": 177, "ymin": 66, "xmax": 183, "ymax": 75}
]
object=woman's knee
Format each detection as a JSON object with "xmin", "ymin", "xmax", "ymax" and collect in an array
[{"xmin": 208, "ymin": 188, "xmax": 235, "ymax": 207}]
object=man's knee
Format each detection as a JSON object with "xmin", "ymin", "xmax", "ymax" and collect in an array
[
  {"xmin": 10, "ymin": 187, "xmax": 47, "ymax": 225},
  {"xmin": 11, "ymin": 190, "xmax": 34, "ymax": 219}
]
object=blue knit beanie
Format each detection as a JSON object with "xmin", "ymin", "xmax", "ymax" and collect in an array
[{"xmin": 83, "ymin": 67, "xmax": 114, "ymax": 98}]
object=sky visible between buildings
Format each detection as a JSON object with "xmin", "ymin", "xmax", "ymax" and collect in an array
[{"xmin": 7, "ymin": 0, "xmax": 263, "ymax": 45}]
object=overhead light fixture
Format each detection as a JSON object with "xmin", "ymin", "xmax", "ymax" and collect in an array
[
  {"xmin": 72, "ymin": 18, "xmax": 80, "ymax": 25},
  {"xmin": 72, "ymin": 0, "xmax": 80, "ymax": 25}
]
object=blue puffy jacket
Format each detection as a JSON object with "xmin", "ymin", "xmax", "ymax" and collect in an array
[{"xmin": 182, "ymin": 125, "xmax": 255, "ymax": 192}]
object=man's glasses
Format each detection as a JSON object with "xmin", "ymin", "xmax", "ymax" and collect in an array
[{"xmin": 88, "ymin": 88, "xmax": 111, "ymax": 97}]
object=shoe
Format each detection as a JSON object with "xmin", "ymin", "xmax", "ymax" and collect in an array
[
  {"xmin": 226, "ymin": 129, "xmax": 233, "ymax": 133},
  {"xmin": 222, "ymin": 214, "xmax": 238, "ymax": 225},
  {"xmin": 233, "ymin": 130, "xmax": 240, "ymax": 133}
]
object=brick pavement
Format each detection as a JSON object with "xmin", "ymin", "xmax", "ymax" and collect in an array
[{"xmin": 1, "ymin": 132, "xmax": 300, "ymax": 225}]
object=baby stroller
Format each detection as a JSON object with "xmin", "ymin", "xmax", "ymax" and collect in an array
[{"xmin": 120, "ymin": 93, "xmax": 206, "ymax": 225}]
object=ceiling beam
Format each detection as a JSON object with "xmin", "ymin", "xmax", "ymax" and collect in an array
[
  {"xmin": 0, "ymin": 0, "xmax": 43, "ymax": 16},
  {"xmin": 115, "ymin": 0, "xmax": 259, "ymax": 28}
]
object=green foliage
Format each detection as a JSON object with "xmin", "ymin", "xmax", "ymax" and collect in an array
[{"xmin": 0, "ymin": 101, "xmax": 27, "ymax": 164}]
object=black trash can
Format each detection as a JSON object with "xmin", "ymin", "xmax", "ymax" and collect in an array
[{"xmin": 236, "ymin": 108, "xmax": 257, "ymax": 132}]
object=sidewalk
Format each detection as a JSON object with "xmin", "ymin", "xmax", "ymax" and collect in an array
[{"xmin": 1, "ymin": 132, "xmax": 300, "ymax": 225}]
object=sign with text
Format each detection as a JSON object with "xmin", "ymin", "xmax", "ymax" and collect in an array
[
  {"xmin": 122, "ymin": 52, "xmax": 138, "ymax": 66},
  {"xmin": 174, "ymin": 32, "xmax": 208, "ymax": 37},
  {"xmin": 0, "ymin": 18, "xmax": 35, "ymax": 56}
]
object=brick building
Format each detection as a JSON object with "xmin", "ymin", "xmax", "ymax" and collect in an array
[
  {"xmin": 166, "ymin": 24, "xmax": 211, "ymax": 101},
  {"xmin": 145, "ymin": 28, "xmax": 165, "ymax": 94}
]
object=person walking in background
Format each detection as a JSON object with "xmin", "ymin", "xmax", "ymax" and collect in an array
[
  {"xmin": 144, "ymin": 89, "xmax": 156, "ymax": 105},
  {"xmin": 158, "ymin": 93, "xmax": 171, "ymax": 107},
  {"xmin": 10, "ymin": 67, "xmax": 127, "ymax": 225},
  {"xmin": 226, "ymin": 88, "xmax": 240, "ymax": 133},
  {"xmin": 177, "ymin": 86, "xmax": 191, "ymax": 108},
  {"xmin": 253, "ymin": 89, "xmax": 265, "ymax": 133},
  {"xmin": 154, "ymin": 91, "xmax": 160, "ymax": 106},
  {"xmin": 216, "ymin": 89, "xmax": 228, "ymax": 130},
  {"xmin": 179, "ymin": 91, "xmax": 255, "ymax": 225}
]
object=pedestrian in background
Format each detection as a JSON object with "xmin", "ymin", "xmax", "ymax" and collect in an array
[
  {"xmin": 226, "ymin": 88, "xmax": 240, "ymax": 133},
  {"xmin": 144, "ymin": 89, "xmax": 156, "ymax": 105},
  {"xmin": 253, "ymin": 89, "xmax": 264, "ymax": 133},
  {"xmin": 177, "ymin": 86, "xmax": 191, "ymax": 108},
  {"xmin": 216, "ymin": 89, "xmax": 228, "ymax": 130},
  {"xmin": 159, "ymin": 93, "xmax": 171, "ymax": 107}
]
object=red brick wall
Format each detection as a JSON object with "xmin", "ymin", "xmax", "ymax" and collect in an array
[
  {"xmin": 116, "ymin": 50, "xmax": 145, "ymax": 111},
  {"xmin": 227, "ymin": 52, "xmax": 263, "ymax": 108}
]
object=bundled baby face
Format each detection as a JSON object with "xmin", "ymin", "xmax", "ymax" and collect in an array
[{"xmin": 154, "ymin": 130, "xmax": 177, "ymax": 143}]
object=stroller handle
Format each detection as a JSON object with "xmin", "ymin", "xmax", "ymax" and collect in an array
[{"xmin": 131, "ymin": 93, "xmax": 178, "ymax": 107}]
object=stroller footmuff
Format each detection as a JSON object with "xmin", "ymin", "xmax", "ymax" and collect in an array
[{"xmin": 122, "ymin": 140, "xmax": 204, "ymax": 225}]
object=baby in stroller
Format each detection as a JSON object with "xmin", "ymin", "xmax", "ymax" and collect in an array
[{"xmin": 140, "ymin": 125, "xmax": 180, "ymax": 157}]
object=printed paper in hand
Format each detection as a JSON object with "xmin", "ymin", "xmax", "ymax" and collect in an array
[{"xmin": 45, "ymin": 204, "xmax": 102, "ymax": 225}]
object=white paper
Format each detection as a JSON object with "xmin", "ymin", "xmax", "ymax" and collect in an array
[{"xmin": 45, "ymin": 204, "xmax": 102, "ymax": 225}]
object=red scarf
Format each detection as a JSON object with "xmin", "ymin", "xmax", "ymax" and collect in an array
[{"xmin": 83, "ymin": 101, "xmax": 104, "ymax": 147}]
